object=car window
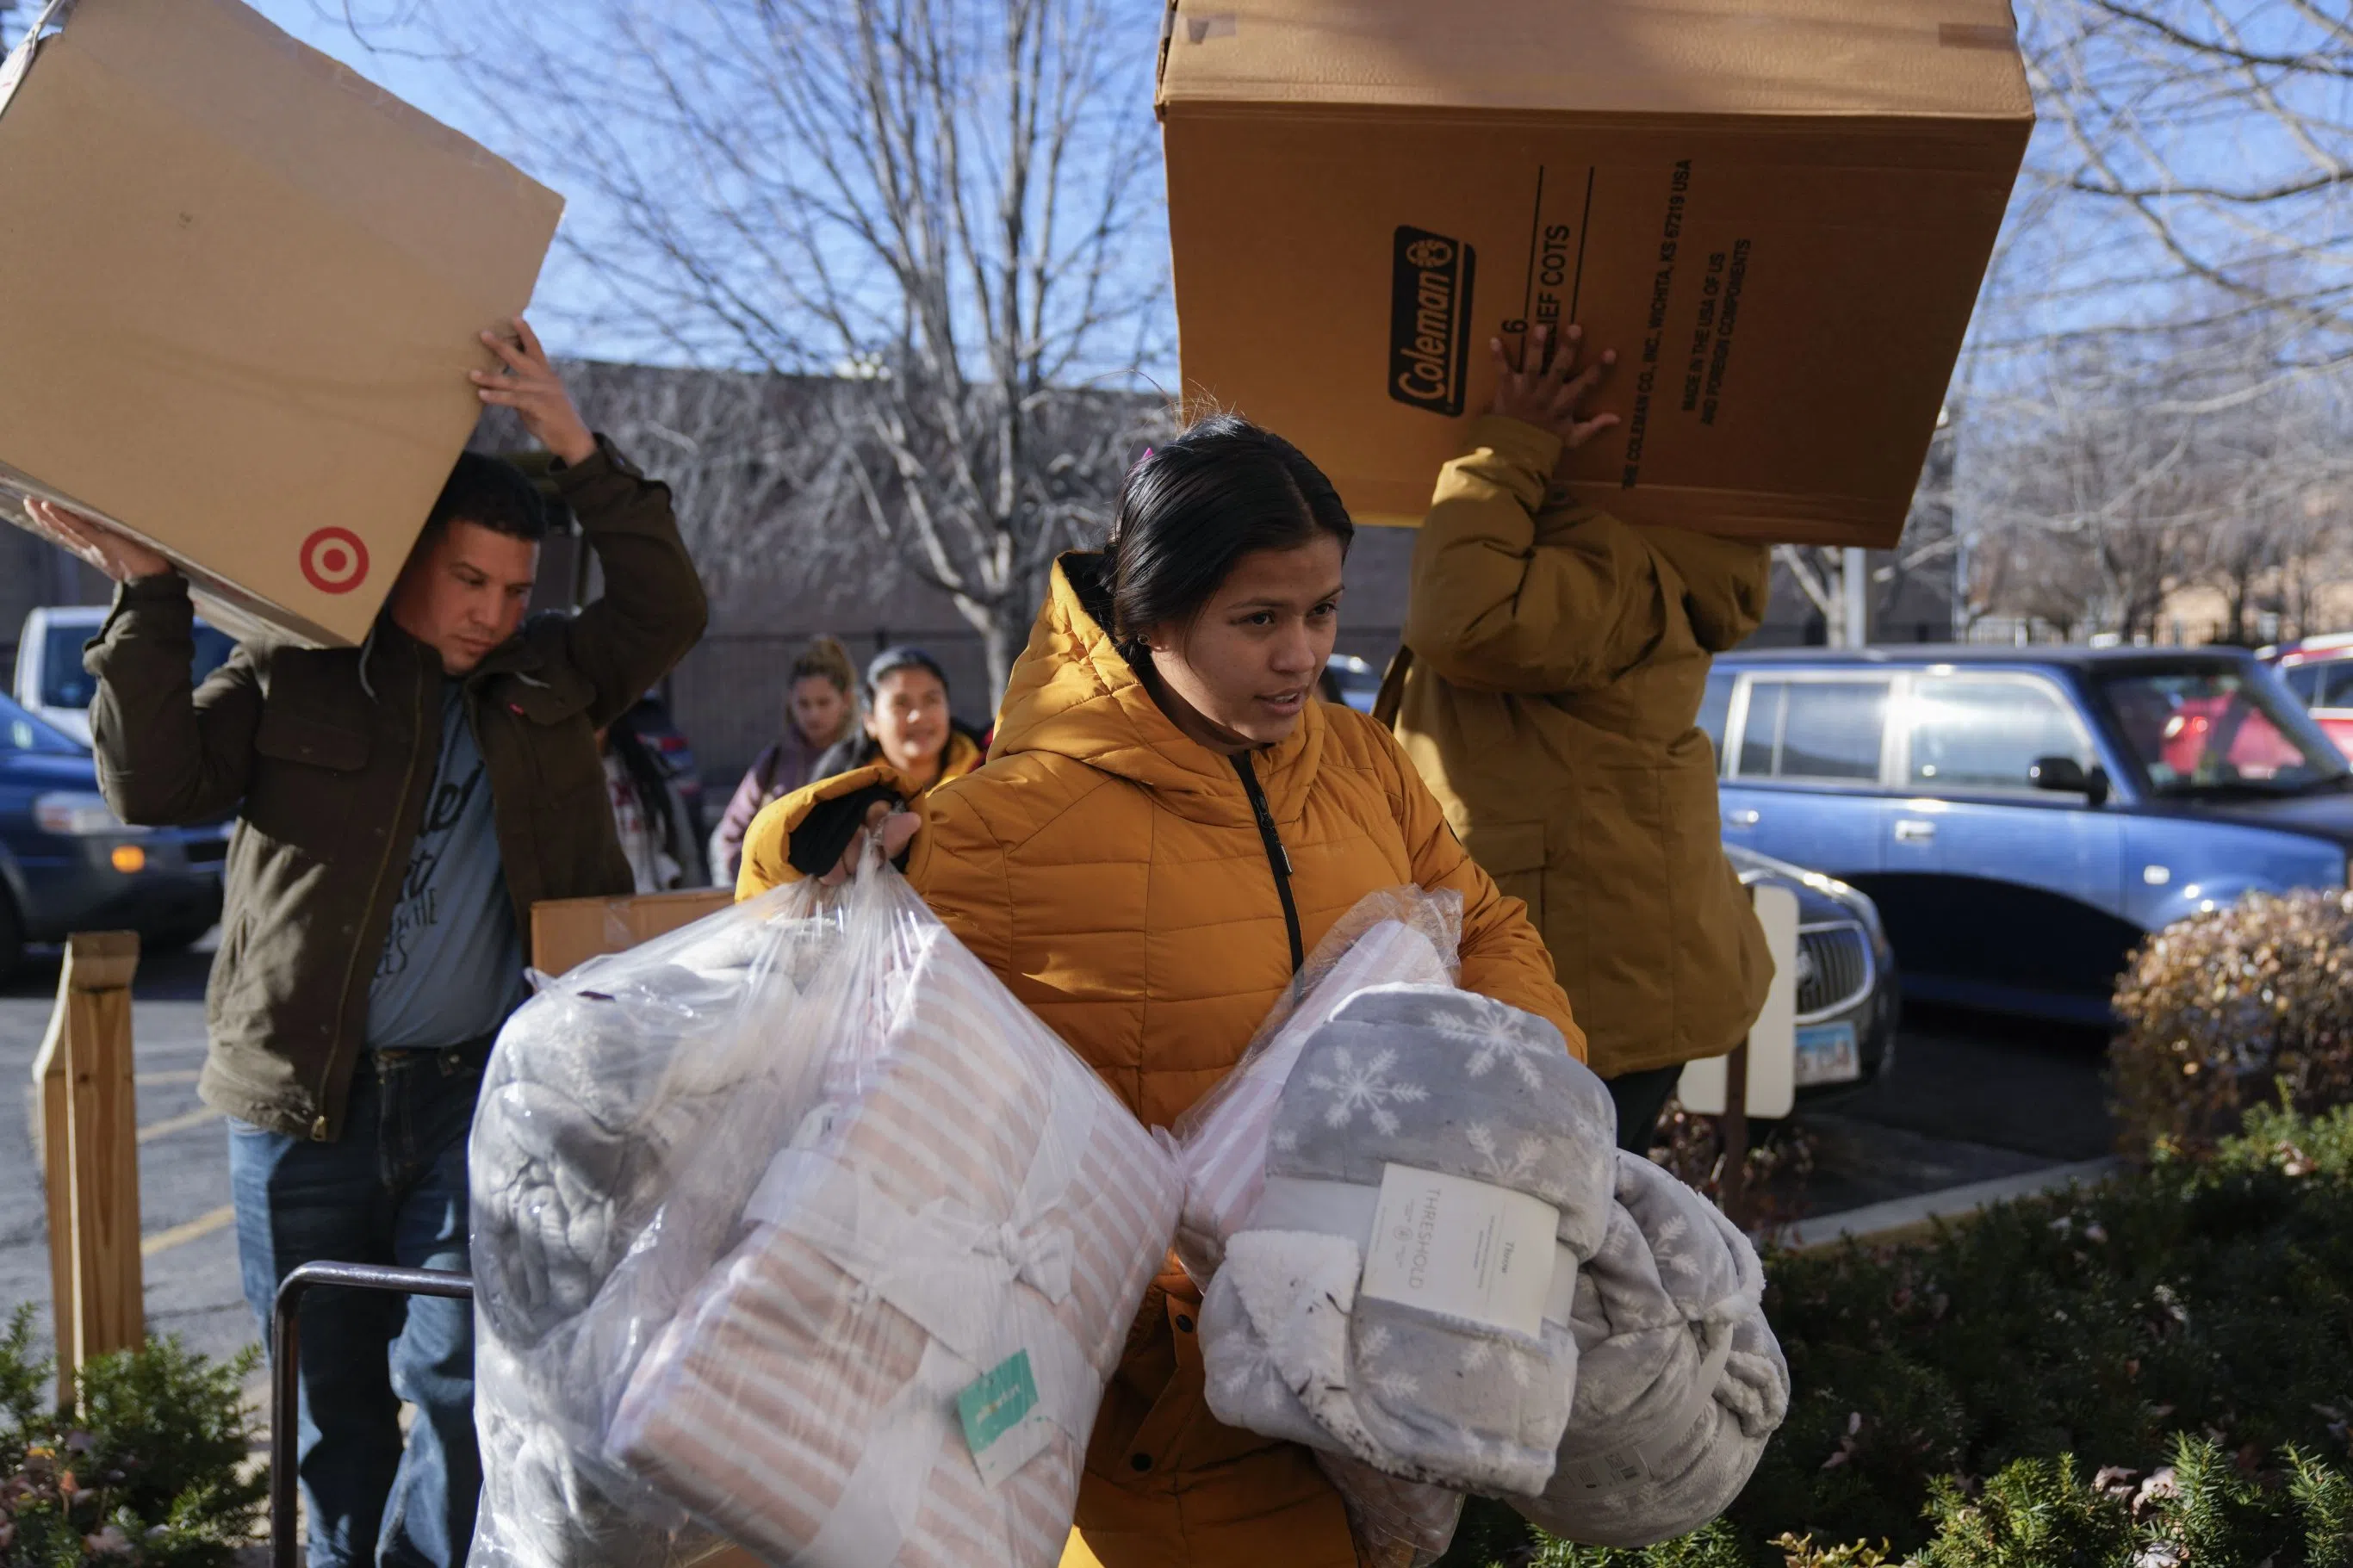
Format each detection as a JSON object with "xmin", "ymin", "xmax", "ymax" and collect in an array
[
  {"xmin": 1735, "ymin": 678, "xmax": 1887, "ymax": 783},
  {"xmin": 1908, "ymin": 676, "xmax": 2090, "ymax": 792},
  {"xmin": 40, "ymin": 623, "xmax": 96, "ymax": 710},
  {"xmin": 40, "ymin": 619, "xmax": 233, "ymax": 708},
  {"xmin": 2282, "ymin": 664, "xmax": 2322, "ymax": 705},
  {"xmin": 2097, "ymin": 666, "xmax": 2350, "ymax": 796},
  {"xmin": 2319, "ymin": 663, "xmax": 2353, "ymax": 710},
  {"xmin": 0, "ymin": 692, "xmax": 84, "ymax": 753}
]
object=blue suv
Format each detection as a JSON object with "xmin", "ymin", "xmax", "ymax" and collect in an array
[{"xmin": 1702, "ymin": 646, "xmax": 2353, "ymax": 1024}]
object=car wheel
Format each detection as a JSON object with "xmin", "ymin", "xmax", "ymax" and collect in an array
[
  {"xmin": 143, "ymin": 922, "xmax": 215, "ymax": 955},
  {"xmin": 0, "ymin": 891, "xmax": 23, "ymax": 982}
]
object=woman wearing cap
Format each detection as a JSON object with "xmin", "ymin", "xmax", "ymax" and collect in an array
[
  {"xmin": 736, "ymin": 414, "xmax": 1576, "ymax": 1568},
  {"xmin": 805, "ymin": 645, "xmax": 984, "ymax": 802}
]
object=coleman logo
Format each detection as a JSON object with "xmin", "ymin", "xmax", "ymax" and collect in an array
[{"xmin": 1389, "ymin": 225, "xmax": 1476, "ymax": 417}]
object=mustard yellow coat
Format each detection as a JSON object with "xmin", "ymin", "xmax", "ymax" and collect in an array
[
  {"xmin": 1392, "ymin": 414, "xmax": 1774, "ymax": 1080},
  {"xmin": 740, "ymin": 555, "xmax": 1576, "ymax": 1566}
]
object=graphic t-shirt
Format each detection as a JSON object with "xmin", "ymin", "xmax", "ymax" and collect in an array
[{"xmin": 366, "ymin": 685, "xmax": 527, "ymax": 1049}]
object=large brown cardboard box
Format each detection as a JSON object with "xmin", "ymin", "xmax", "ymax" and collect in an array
[
  {"xmin": 1158, "ymin": 0, "xmax": 2033, "ymax": 545},
  {"xmin": 529, "ymin": 889, "xmax": 734, "ymax": 980},
  {"xmin": 0, "ymin": 0, "xmax": 562, "ymax": 645}
]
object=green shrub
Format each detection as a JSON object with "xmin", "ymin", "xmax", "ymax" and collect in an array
[
  {"xmin": 2111, "ymin": 889, "xmax": 2353, "ymax": 1156},
  {"xmin": 1443, "ymin": 1441, "xmax": 2353, "ymax": 1565},
  {"xmin": 0, "ymin": 1308, "xmax": 265, "ymax": 1568},
  {"xmin": 1735, "ymin": 1104, "xmax": 2353, "ymax": 1556},
  {"xmin": 1437, "ymin": 1106, "xmax": 2353, "ymax": 1567}
]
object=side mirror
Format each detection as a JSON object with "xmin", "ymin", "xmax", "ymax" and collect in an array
[{"xmin": 2030, "ymin": 754, "xmax": 2109, "ymax": 807}]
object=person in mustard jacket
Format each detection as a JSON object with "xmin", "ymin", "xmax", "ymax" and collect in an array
[
  {"xmin": 804, "ymin": 644, "xmax": 985, "ymax": 800},
  {"xmin": 738, "ymin": 414, "xmax": 1578, "ymax": 1568},
  {"xmin": 1385, "ymin": 324, "xmax": 1773, "ymax": 1152}
]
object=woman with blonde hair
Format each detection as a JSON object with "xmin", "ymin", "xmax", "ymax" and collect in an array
[{"xmin": 708, "ymin": 635, "xmax": 857, "ymax": 884}]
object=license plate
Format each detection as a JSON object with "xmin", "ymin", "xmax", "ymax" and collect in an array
[{"xmin": 1794, "ymin": 1022, "xmax": 1861, "ymax": 1087}]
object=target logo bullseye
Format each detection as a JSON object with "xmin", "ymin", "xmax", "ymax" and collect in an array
[{"xmin": 299, "ymin": 527, "xmax": 369, "ymax": 594}]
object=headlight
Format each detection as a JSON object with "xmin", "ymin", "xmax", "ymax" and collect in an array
[{"xmin": 34, "ymin": 792, "xmax": 146, "ymax": 837}]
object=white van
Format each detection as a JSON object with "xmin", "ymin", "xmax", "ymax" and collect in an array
[{"xmin": 15, "ymin": 606, "xmax": 238, "ymax": 747}]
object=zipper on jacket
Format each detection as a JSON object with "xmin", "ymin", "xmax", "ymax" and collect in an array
[
  {"xmin": 1232, "ymin": 753, "xmax": 1305, "ymax": 974},
  {"xmin": 317, "ymin": 654, "xmax": 436, "ymax": 1139}
]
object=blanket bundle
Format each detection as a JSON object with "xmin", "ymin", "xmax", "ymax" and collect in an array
[
  {"xmin": 471, "ymin": 865, "xmax": 1179, "ymax": 1568},
  {"xmin": 606, "ymin": 902, "xmax": 1178, "ymax": 1568},
  {"xmin": 470, "ymin": 901, "xmax": 840, "ymax": 1568},
  {"xmin": 1200, "ymin": 983, "xmax": 1617, "ymax": 1497},
  {"xmin": 1188, "ymin": 952, "xmax": 1787, "ymax": 1555},
  {"xmin": 1171, "ymin": 902, "xmax": 1459, "ymax": 1284},
  {"xmin": 593, "ymin": 870, "xmax": 1176, "ymax": 1568},
  {"xmin": 1515, "ymin": 1151, "xmax": 1789, "ymax": 1548}
]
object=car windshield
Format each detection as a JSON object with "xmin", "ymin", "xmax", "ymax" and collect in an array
[
  {"xmin": 2095, "ymin": 666, "xmax": 2350, "ymax": 796},
  {"xmin": 41, "ymin": 620, "xmax": 234, "ymax": 708},
  {"xmin": 0, "ymin": 691, "xmax": 85, "ymax": 754}
]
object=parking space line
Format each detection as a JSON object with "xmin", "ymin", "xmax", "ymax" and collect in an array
[
  {"xmin": 142, "ymin": 1204, "xmax": 234, "ymax": 1258},
  {"xmin": 137, "ymin": 1105, "xmax": 224, "ymax": 1144}
]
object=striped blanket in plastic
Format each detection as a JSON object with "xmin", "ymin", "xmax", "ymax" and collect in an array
[{"xmin": 606, "ymin": 871, "xmax": 1179, "ymax": 1568}]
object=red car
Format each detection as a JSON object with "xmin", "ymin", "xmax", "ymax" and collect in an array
[{"xmin": 2263, "ymin": 635, "xmax": 2353, "ymax": 759}]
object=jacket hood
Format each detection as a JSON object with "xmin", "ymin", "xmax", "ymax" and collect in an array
[
  {"xmin": 988, "ymin": 554, "xmax": 1326, "ymax": 827},
  {"xmin": 1643, "ymin": 529, "xmax": 1771, "ymax": 654}
]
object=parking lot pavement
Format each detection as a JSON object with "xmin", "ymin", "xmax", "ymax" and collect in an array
[
  {"xmin": 0, "ymin": 940, "xmax": 256, "ymax": 1373},
  {"xmin": 1794, "ymin": 1001, "xmax": 2116, "ymax": 1218}
]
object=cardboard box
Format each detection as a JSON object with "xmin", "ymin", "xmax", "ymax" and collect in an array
[
  {"xmin": 530, "ymin": 889, "xmax": 734, "ymax": 979},
  {"xmin": 1157, "ymin": 0, "xmax": 2033, "ymax": 546},
  {"xmin": 0, "ymin": 0, "xmax": 562, "ymax": 645}
]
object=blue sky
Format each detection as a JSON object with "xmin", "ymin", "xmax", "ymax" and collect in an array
[{"xmin": 246, "ymin": 1, "xmax": 619, "ymax": 357}]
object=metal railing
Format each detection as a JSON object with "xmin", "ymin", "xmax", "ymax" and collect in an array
[{"xmin": 269, "ymin": 1262, "xmax": 475, "ymax": 1568}]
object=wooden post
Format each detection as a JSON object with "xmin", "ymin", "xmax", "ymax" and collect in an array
[
  {"xmin": 1720, "ymin": 1039, "xmax": 1752, "ymax": 1231},
  {"xmin": 30, "ymin": 932, "xmax": 144, "ymax": 1409}
]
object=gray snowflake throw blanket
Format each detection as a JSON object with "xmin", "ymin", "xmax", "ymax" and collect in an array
[
  {"xmin": 1513, "ymin": 1151, "xmax": 1788, "ymax": 1547},
  {"xmin": 1197, "ymin": 982, "xmax": 1617, "ymax": 1497}
]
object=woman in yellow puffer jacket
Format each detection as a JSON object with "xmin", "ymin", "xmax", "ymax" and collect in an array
[{"xmin": 736, "ymin": 414, "xmax": 1579, "ymax": 1568}]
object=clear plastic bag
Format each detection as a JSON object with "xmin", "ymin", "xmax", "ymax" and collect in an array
[
  {"xmin": 470, "ymin": 853, "xmax": 1181, "ymax": 1568},
  {"xmin": 1167, "ymin": 887, "xmax": 1468, "ymax": 1568},
  {"xmin": 1512, "ymin": 1153, "xmax": 1787, "ymax": 1549},
  {"xmin": 1169, "ymin": 885, "xmax": 1462, "ymax": 1287}
]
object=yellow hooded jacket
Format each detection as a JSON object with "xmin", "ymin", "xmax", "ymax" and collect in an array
[
  {"xmin": 739, "ymin": 554, "xmax": 1576, "ymax": 1567},
  {"xmin": 1391, "ymin": 414, "xmax": 1773, "ymax": 1081}
]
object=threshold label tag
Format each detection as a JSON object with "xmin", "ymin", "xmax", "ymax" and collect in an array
[
  {"xmin": 957, "ymin": 1350, "xmax": 1052, "ymax": 1489},
  {"xmin": 1358, "ymin": 1162, "xmax": 1559, "ymax": 1336}
]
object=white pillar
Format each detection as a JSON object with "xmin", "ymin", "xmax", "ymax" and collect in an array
[{"xmin": 1841, "ymin": 545, "xmax": 1869, "ymax": 648}]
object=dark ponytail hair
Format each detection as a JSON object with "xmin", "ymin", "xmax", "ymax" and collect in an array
[
  {"xmin": 864, "ymin": 645, "xmax": 951, "ymax": 704},
  {"xmin": 1095, "ymin": 413, "xmax": 1352, "ymax": 655}
]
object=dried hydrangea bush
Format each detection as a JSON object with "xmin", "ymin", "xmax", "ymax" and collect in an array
[{"xmin": 2111, "ymin": 889, "xmax": 2353, "ymax": 1157}]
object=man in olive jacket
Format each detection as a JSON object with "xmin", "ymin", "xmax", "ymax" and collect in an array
[
  {"xmin": 1387, "ymin": 324, "xmax": 1772, "ymax": 1152},
  {"xmin": 32, "ymin": 320, "xmax": 707, "ymax": 1568}
]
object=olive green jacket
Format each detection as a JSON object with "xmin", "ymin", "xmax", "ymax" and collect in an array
[
  {"xmin": 85, "ymin": 439, "xmax": 707, "ymax": 1138},
  {"xmin": 1390, "ymin": 414, "xmax": 1773, "ymax": 1079}
]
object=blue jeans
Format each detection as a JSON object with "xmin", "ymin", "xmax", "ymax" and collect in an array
[{"xmin": 230, "ymin": 1047, "xmax": 484, "ymax": 1568}]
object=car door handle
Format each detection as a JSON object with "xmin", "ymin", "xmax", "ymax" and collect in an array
[
  {"xmin": 1893, "ymin": 818, "xmax": 1937, "ymax": 844},
  {"xmin": 1726, "ymin": 809, "xmax": 1760, "ymax": 827}
]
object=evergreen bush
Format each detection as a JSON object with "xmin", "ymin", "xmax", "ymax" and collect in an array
[
  {"xmin": 1434, "ymin": 1106, "xmax": 2353, "ymax": 1567},
  {"xmin": 0, "ymin": 1309, "xmax": 265, "ymax": 1568},
  {"xmin": 2111, "ymin": 889, "xmax": 2353, "ymax": 1156}
]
